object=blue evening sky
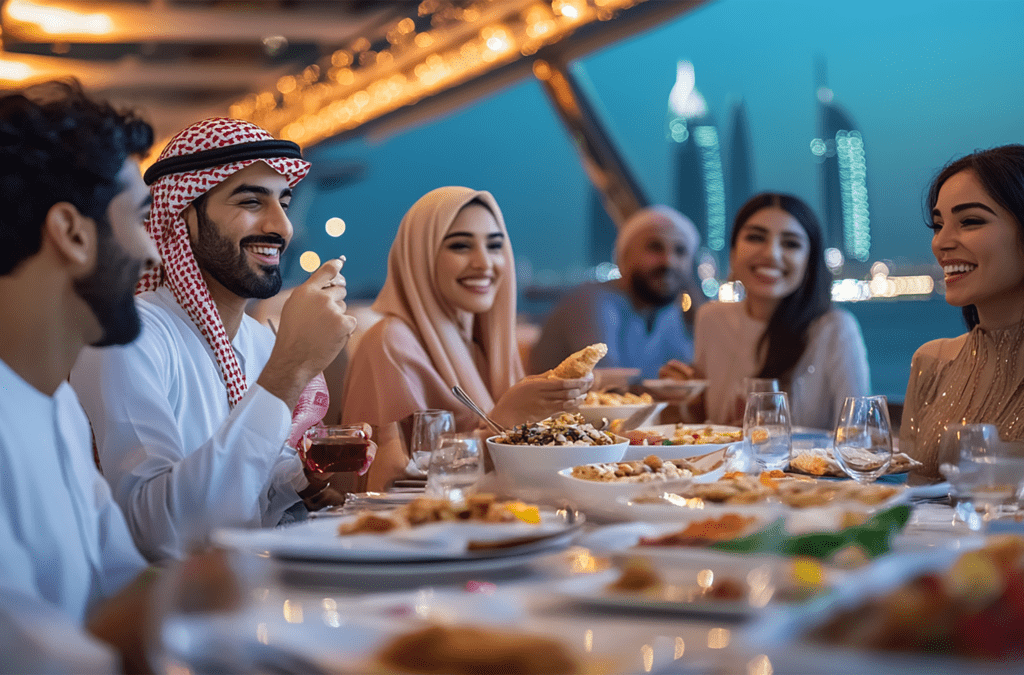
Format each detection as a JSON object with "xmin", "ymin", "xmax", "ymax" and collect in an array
[{"xmin": 294, "ymin": 0, "xmax": 1024, "ymax": 298}]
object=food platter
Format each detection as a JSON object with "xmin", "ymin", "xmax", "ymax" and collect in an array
[
  {"xmin": 621, "ymin": 424, "xmax": 742, "ymax": 461},
  {"xmin": 557, "ymin": 551, "xmax": 801, "ymax": 619},
  {"xmin": 213, "ymin": 506, "xmax": 581, "ymax": 563}
]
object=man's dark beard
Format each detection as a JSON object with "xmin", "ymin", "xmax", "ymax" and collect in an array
[
  {"xmin": 190, "ymin": 199, "xmax": 285, "ymax": 300},
  {"xmin": 74, "ymin": 218, "xmax": 144, "ymax": 347},
  {"xmin": 629, "ymin": 266, "xmax": 685, "ymax": 307}
]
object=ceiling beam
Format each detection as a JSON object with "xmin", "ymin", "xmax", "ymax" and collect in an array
[{"xmin": 1, "ymin": 0, "xmax": 397, "ymax": 44}]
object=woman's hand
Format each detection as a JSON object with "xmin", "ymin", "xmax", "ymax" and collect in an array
[
  {"xmin": 489, "ymin": 372, "xmax": 594, "ymax": 428},
  {"xmin": 659, "ymin": 359, "xmax": 697, "ymax": 381}
]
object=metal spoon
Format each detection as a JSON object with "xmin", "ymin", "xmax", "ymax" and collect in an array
[{"xmin": 451, "ymin": 385, "xmax": 507, "ymax": 436}]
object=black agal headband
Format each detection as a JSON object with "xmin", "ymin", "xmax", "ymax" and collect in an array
[{"xmin": 143, "ymin": 139, "xmax": 303, "ymax": 185}]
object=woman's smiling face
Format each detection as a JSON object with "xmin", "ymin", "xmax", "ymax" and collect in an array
[
  {"xmin": 729, "ymin": 206, "xmax": 810, "ymax": 312},
  {"xmin": 931, "ymin": 169, "xmax": 1024, "ymax": 326},
  {"xmin": 434, "ymin": 203, "xmax": 506, "ymax": 314}
]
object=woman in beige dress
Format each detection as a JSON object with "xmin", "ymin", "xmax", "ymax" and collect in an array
[
  {"xmin": 343, "ymin": 187, "xmax": 591, "ymax": 489},
  {"xmin": 903, "ymin": 145, "xmax": 1024, "ymax": 480}
]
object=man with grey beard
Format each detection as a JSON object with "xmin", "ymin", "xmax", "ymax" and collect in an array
[{"xmin": 530, "ymin": 205, "xmax": 700, "ymax": 380}]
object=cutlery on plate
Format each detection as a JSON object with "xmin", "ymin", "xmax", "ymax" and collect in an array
[{"xmin": 451, "ymin": 385, "xmax": 507, "ymax": 436}]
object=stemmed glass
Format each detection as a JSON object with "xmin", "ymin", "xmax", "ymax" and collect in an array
[
  {"xmin": 743, "ymin": 391, "xmax": 792, "ymax": 471},
  {"xmin": 410, "ymin": 409, "xmax": 455, "ymax": 474},
  {"xmin": 426, "ymin": 432, "xmax": 483, "ymax": 503},
  {"xmin": 832, "ymin": 395, "xmax": 893, "ymax": 483}
]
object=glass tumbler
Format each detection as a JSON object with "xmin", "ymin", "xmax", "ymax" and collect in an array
[{"xmin": 743, "ymin": 391, "xmax": 792, "ymax": 472}]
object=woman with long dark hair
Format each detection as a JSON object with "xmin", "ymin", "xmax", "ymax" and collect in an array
[
  {"xmin": 903, "ymin": 145, "xmax": 1024, "ymax": 480},
  {"xmin": 661, "ymin": 192, "xmax": 870, "ymax": 428}
]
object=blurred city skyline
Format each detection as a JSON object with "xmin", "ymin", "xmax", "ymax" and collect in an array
[{"xmin": 293, "ymin": 0, "xmax": 1024, "ymax": 300}]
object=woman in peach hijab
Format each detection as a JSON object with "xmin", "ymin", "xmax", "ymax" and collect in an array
[{"xmin": 343, "ymin": 187, "xmax": 591, "ymax": 489}]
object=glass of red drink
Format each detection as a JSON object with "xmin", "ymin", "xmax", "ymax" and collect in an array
[{"xmin": 301, "ymin": 424, "xmax": 372, "ymax": 474}]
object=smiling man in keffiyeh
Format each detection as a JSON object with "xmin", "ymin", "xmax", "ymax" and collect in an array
[{"xmin": 71, "ymin": 117, "xmax": 362, "ymax": 561}]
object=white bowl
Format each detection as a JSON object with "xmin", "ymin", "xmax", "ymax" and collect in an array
[
  {"xmin": 485, "ymin": 435, "xmax": 628, "ymax": 487},
  {"xmin": 592, "ymin": 368, "xmax": 641, "ymax": 391},
  {"xmin": 641, "ymin": 379, "xmax": 707, "ymax": 401},
  {"xmin": 577, "ymin": 402, "xmax": 667, "ymax": 429}
]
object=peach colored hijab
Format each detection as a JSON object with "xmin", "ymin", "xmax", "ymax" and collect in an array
[{"xmin": 347, "ymin": 187, "xmax": 523, "ymax": 429}]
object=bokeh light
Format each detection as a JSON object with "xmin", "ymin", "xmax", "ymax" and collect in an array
[{"xmin": 300, "ymin": 251, "xmax": 321, "ymax": 272}]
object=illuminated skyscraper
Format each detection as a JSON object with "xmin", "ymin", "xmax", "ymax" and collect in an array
[
  {"xmin": 811, "ymin": 63, "xmax": 871, "ymax": 265},
  {"xmin": 725, "ymin": 98, "xmax": 755, "ymax": 228},
  {"xmin": 667, "ymin": 61, "xmax": 726, "ymax": 268}
]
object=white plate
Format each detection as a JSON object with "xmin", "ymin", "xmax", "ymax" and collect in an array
[
  {"xmin": 739, "ymin": 548, "xmax": 1024, "ymax": 675},
  {"xmin": 555, "ymin": 452, "xmax": 736, "ymax": 520},
  {"xmin": 213, "ymin": 508, "xmax": 580, "ymax": 562},
  {"xmin": 272, "ymin": 541, "xmax": 573, "ymax": 582},
  {"xmin": 621, "ymin": 424, "xmax": 742, "ymax": 461},
  {"xmin": 641, "ymin": 379, "xmax": 708, "ymax": 401},
  {"xmin": 577, "ymin": 402, "xmax": 667, "ymax": 429},
  {"xmin": 558, "ymin": 552, "xmax": 786, "ymax": 619},
  {"xmin": 610, "ymin": 480, "xmax": 907, "ymax": 532}
]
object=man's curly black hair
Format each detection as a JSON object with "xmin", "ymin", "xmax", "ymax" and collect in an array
[{"xmin": 0, "ymin": 79, "xmax": 154, "ymax": 276}]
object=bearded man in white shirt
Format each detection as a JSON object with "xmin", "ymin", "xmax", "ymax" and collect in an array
[
  {"xmin": 0, "ymin": 79, "xmax": 165, "ymax": 674},
  {"xmin": 71, "ymin": 118, "xmax": 362, "ymax": 562}
]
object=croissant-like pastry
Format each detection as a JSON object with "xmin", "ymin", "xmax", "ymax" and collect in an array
[{"xmin": 550, "ymin": 343, "xmax": 607, "ymax": 379}]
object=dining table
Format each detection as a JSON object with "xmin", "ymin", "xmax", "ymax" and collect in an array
[{"xmin": 159, "ymin": 440, "xmax": 1024, "ymax": 675}]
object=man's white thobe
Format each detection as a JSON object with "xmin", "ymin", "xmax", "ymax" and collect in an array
[
  {"xmin": 71, "ymin": 287, "xmax": 306, "ymax": 562},
  {"xmin": 0, "ymin": 357, "xmax": 146, "ymax": 673}
]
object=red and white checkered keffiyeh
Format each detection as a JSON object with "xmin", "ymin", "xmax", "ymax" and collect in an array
[{"xmin": 138, "ymin": 117, "xmax": 311, "ymax": 408}]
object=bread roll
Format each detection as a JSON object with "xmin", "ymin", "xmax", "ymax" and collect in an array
[{"xmin": 550, "ymin": 343, "xmax": 607, "ymax": 379}]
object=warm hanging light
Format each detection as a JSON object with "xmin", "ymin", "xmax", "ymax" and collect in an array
[
  {"xmin": 3, "ymin": 0, "xmax": 113, "ymax": 38},
  {"xmin": 231, "ymin": 0, "xmax": 648, "ymax": 147}
]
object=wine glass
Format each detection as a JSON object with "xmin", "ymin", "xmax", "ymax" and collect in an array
[
  {"xmin": 426, "ymin": 432, "xmax": 483, "ymax": 503},
  {"xmin": 832, "ymin": 395, "xmax": 893, "ymax": 483},
  {"xmin": 743, "ymin": 391, "xmax": 792, "ymax": 471},
  {"xmin": 410, "ymin": 409, "xmax": 455, "ymax": 474}
]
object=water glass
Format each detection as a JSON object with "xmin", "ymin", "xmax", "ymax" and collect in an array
[
  {"xmin": 743, "ymin": 378, "xmax": 780, "ymax": 395},
  {"xmin": 833, "ymin": 395, "xmax": 893, "ymax": 483},
  {"xmin": 410, "ymin": 409, "xmax": 455, "ymax": 473},
  {"xmin": 940, "ymin": 424, "xmax": 1024, "ymax": 525},
  {"xmin": 743, "ymin": 391, "xmax": 792, "ymax": 471},
  {"xmin": 426, "ymin": 432, "xmax": 483, "ymax": 503}
]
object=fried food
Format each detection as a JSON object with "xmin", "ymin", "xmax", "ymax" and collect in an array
[
  {"xmin": 551, "ymin": 343, "xmax": 607, "ymax": 379},
  {"xmin": 377, "ymin": 624, "xmax": 581, "ymax": 675},
  {"xmin": 569, "ymin": 455, "xmax": 700, "ymax": 483},
  {"xmin": 669, "ymin": 426, "xmax": 743, "ymax": 445},
  {"xmin": 583, "ymin": 390, "xmax": 653, "ymax": 406},
  {"xmin": 606, "ymin": 558, "xmax": 663, "ymax": 593},
  {"xmin": 638, "ymin": 514, "xmax": 758, "ymax": 547},
  {"xmin": 338, "ymin": 494, "xmax": 532, "ymax": 535}
]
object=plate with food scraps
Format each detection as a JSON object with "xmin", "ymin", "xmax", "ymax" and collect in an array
[
  {"xmin": 614, "ymin": 473, "xmax": 907, "ymax": 524},
  {"xmin": 214, "ymin": 496, "xmax": 582, "ymax": 563},
  {"xmin": 557, "ymin": 551, "xmax": 818, "ymax": 619}
]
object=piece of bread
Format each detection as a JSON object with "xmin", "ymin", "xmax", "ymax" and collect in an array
[{"xmin": 550, "ymin": 343, "xmax": 607, "ymax": 379}]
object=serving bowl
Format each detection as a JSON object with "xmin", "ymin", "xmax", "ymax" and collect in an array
[
  {"xmin": 485, "ymin": 435, "xmax": 628, "ymax": 487},
  {"xmin": 577, "ymin": 402, "xmax": 667, "ymax": 430},
  {"xmin": 641, "ymin": 379, "xmax": 707, "ymax": 401}
]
